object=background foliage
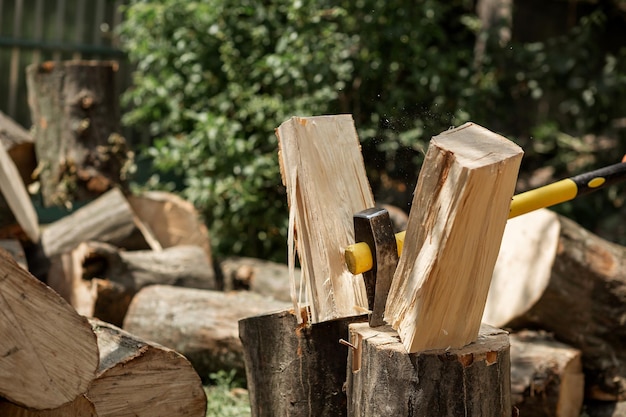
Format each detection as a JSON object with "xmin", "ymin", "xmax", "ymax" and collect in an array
[{"xmin": 119, "ymin": 0, "xmax": 626, "ymax": 262}]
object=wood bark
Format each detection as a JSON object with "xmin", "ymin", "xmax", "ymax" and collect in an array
[
  {"xmin": 123, "ymin": 285, "xmax": 290, "ymax": 379},
  {"xmin": 276, "ymin": 115, "xmax": 374, "ymax": 323},
  {"xmin": 385, "ymin": 122, "xmax": 523, "ymax": 353},
  {"xmin": 510, "ymin": 330, "xmax": 584, "ymax": 417},
  {"xmin": 484, "ymin": 208, "xmax": 626, "ymax": 400},
  {"xmin": 26, "ymin": 60, "xmax": 131, "ymax": 206},
  {"xmin": 219, "ymin": 256, "xmax": 298, "ymax": 301},
  {"xmin": 0, "ymin": 319, "xmax": 207, "ymax": 417},
  {"xmin": 346, "ymin": 322, "xmax": 511, "ymax": 416},
  {"xmin": 127, "ymin": 191, "xmax": 213, "ymax": 261},
  {"xmin": 0, "ymin": 248, "xmax": 98, "ymax": 410},
  {"xmin": 239, "ymin": 309, "xmax": 367, "ymax": 417}
]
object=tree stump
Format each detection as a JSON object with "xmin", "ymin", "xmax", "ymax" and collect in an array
[
  {"xmin": 26, "ymin": 60, "xmax": 131, "ymax": 206},
  {"xmin": 346, "ymin": 322, "xmax": 511, "ymax": 417},
  {"xmin": 239, "ymin": 309, "xmax": 367, "ymax": 417}
]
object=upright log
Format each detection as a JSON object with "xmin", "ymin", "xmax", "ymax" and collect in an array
[
  {"xmin": 485, "ymin": 208, "xmax": 626, "ymax": 400},
  {"xmin": 239, "ymin": 310, "xmax": 366, "ymax": 417},
  {"xmin": 346, "ymin": 323, "xmax": 511, "ymax": 416},
  {"xmin": 276, "ymin": 115, "xmax": 374, "ymax": 323},
  {"xmin": 26, "ymin": 60, "xmax": 131, "ymax": 206},
  {"xmin": 0, "ymin": 249, "xmax": 98, "ymax": 410},
  {"xmin": 385, "ymin": 122, "xmax": 523, "ymax": 353}
]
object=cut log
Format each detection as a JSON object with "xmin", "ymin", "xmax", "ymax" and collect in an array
[
  {"xmin": 26, "ymin": 60, "xmax": 131, "ymax": 206},
  {"xmin": 346, "ymin": 322, "xmax": 511, "ymax": 416},
  {"xmin": 127, "ymin": 191, "xmax": 213, "ymax": 261},
  {"xmin": 123, "ymin": 285, "xmax": 290, "ymax": 379},
  {"xmin": 0, "ymin": 319, "xmax": 207, "ymax": 417},
  {"xmin": 276, "ymin": 115, "xmax": 374, "ymax": 323},
  {"xmin": 484, "ymin": 208, "xmax": 626, "ymax": 400},
  {"xmin": 0, "ymin": 138, "xmax": 39, "ymax": 242},
  {"xmin": 39, "ymin": 187, "xmax": 155, "ymax": 259},
  {"xmin": 510, "ymin": 330, "xmax": 584, "ymax": 417},
  {"xmin": 219, "ymin": 256, "xmax": 298, "ymax": 301},
  {"xmin": 239, "ymin": 309, "xmax": 366, "ymax": 417},
  {"xmin": 0, "ymin": 248, "xmax": 98, "ymax": 410},
  {"xmin": 48, "ymin": 242, "xmax": 216, "ymax": 325},
  {"xmin": 385, "ymin": 122, "xmax": 523, "ymax": 353}
]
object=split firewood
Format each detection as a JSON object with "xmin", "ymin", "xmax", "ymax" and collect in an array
[
  {"xmin": 127, "ymin": 191, "xmax": 213, "ymax": 261},
  {"xmin": 26, "ymin": 60, "xmax": 132, "ymax": 206},
  {"xmin": 276, "ymin": 115, "xmax": 374, "ymax": 323},
  {"xmin": 0, "ymin": 248, "xmax": 98, "ymax": 410},
  {"xmin": 385, "ymin": 122, "xmax": 523, "ymax": 353},
  {"xmin": 510, "ymin": 330, "xmax": 584, "ymax": 417},
  {"xmin": 124, "ymin": 285, "xmax": 290, "ymax": 379},
  {"xmin": 219, "ymin": 256, "xmax": 298, "ymax": 301},
  {"xmin": 0, "ymin": 319, "xmax": 207, "ymax": 417},
  {"xmin": 47, "ymin": 242, "xmax": 216, "ymax": 325},
  {"xmin": 484, "ymin": 208, "xmax": 626, "ymax": 400}
]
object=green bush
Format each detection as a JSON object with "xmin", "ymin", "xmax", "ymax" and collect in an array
[{"xmin": 120, "ymin": 0, "xmax": 626, "ymax": 261}]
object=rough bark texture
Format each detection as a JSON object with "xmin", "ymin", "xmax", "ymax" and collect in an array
[
  {"xmin": 346, "ymin": 322, "xmax": 511, "ymax": 417},
  {"xmin": 485, "ymin": 209, "xmax": 626, "ymax": 400},
  {"xmin": 26, "ymin": 60, "xmax": 131, "ymax": 206},
  {"xmin": 239, "ymin": 309, "xmax": 367, "ymax": 417},
  {"xmin": 123, "ymin": 285, "xmax": 290, "ymax": 379},
  {"xmin": 0, "ymin": 249, "xmax": 98, "ymax": 410},
  {"xmin": 0, "ymin": 396, "xmax": 97, "ymax": 416},
  {"xmin": 510, "ymin": 330, "xmax": 584, "ymax": 417},
  {"xmin": 219, "ymin": 256, "xmax": 298, "ymax": 300}
]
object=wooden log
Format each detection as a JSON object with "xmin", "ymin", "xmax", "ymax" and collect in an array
[
  {"xmin": 127, "ymin": 191, "xmax": 213, "ymax": 261},
  {"xmin": 123, "ymin": 285, "xmax": 290, "ymax": 379},
  {"xmin": 484, "ymin": 208, "xmax": 626, "ymax": 400},
  {"xmin": 509, "ymin": 330, "xmax": 584, "ymax": 417},
  {"xmin": 0, "ymin": 248, "xmax": 98, "ymax": 410},
  {"xmin": 0, "ymin": 136, "xmax": 39, "ymax": 242},
  {"xmin": 385, "ymin": 122, "xmax": 523, "ymax": 353},
  {"xmin": 346, "ymin": 322, "xmax": 511, "ymax": 416},
  {"xmin": 26, "ymin": 60, "xmax": 131, "ymax": 206},
  {"xmin": 276, "ymin": 115, "xmax": 374, "ymax": 323},
  {"xmin": 219, "ymin": 256, "xmax": 298, "ymax": 301},
  {"xmin": 239, "ymin": 309, "xmax": 366, "ymax": 417},
  {"xmin": 0, "ymin": 319, "xmax": 207, "ymax": 417}
]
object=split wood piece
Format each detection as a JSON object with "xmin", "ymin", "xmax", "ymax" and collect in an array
[
  {"xmin": 346, "ymin": 322, "xmax": 511, "ymax": 416},
  {"xmin": 510, "ymin": 330, "xmax": 584, "ymax": 417},
  {"xmin": 0, "ymin": 138, "xmax": 39, "ymax": 242},
  {"xmin": 123, "ymin": 285, "xmax": 290, "ymax": 379},
  {"xmin": 239, "ymin": 309, "xmax": 367, "ymax": 417},
  {"xmin": 0, "ymin": 248, "xmax": 98, "ymax": 410},
  {"xmin": 0, "ymin": 239, "xmax": 27, "ymax": 270},
  {"xmin": 127, "ymin": 191, "xmax": 213, "ymax": 261},
  {"xmin": 484, "ymin": 208, "xmax": 626, "ymax": 400},
  {"xmin": 39, "ymin": 187, "xmax": 156, "ymax": 259},
  {"xmin": 0, "ymin": 319, "xmax": 208, "ymax": 417},
  {"xmin": 219, "ymin": 256, "xmax": 299, "ymax": 301},
  {"xmin": 26, "ymin": 60, "xmax": 131, "ymax": 206},
  {"xmin": 276, "ymin": 115, "xmax": 374, "ymax": 323},
  {"xmin": 385, "ymin": 122, "xmax": 523, "ymax": 353},
  {"xmin": 48, "ymin": 242, "xmax": 216, "ymax": 325}
]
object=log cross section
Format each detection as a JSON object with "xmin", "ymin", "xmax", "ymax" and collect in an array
[{"xmin": 385, "ymin": 122, "xmax": 523, "ymax": 353}]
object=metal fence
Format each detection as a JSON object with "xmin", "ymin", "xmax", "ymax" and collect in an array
[{"xmin": 0, "ymin": 0, "xmax": 129, "ymax": 131}]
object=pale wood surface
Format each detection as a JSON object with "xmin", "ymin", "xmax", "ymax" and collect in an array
[
  {"xmin": 124, "ymin": 285, "xmax": 290, "ymax": 378},
  {"xmin": 510, "ymin": 330, "xmax": 584, "ymax": 417},
  {"xmin": 385, "ymin": 122, "xmax": 523, "ymax": 353},
  {"xmin": 219, "ymin": 256, "xmax": 298, "ymax": 301},
  {"xmin": 0, "ymin": 396, "xmax": 97, "ymax": 417},
  {"xmin": 0, "ymin": 249, "xmax": 98, "ymax": 410},
  {"xmin": 485, "ymin": 208, "xmax": 626, "ymax": 400},
  {"xmin": 276, "ymin": 115, "xmax": 374, "ymax": 323},
  {"xmin": 346, "ymin": 322, "xmax": 511, "ymax": 416}
]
